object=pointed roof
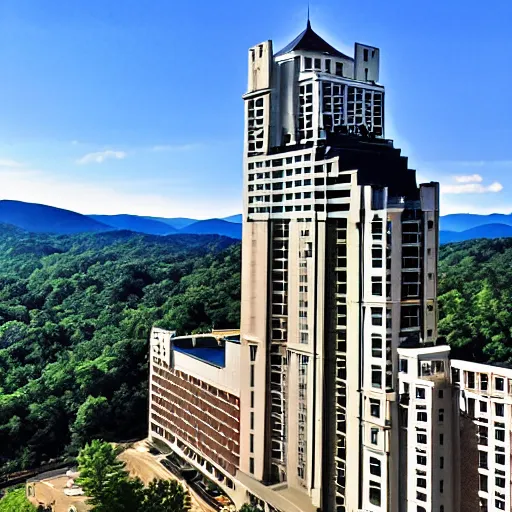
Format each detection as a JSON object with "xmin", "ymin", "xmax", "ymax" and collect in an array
[{"xmin": 275, "ymin": 20, "xmax": 352, "ymax": 59}]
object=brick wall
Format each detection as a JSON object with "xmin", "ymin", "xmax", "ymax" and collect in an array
[{"xmin": 150, "ymin": 363, "xmax": 240, "ymax": 476}]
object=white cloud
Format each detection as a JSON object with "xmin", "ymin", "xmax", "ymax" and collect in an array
[
  {"xmin": 76, "ymin": 150, "xmax": 126, "ymax": 165},
  {"xmin": 441, "ymin": 181, "xmax": 503, "ymax": 194},
  {"xmin": 454, "ymin": 174, "xmax": 483, "ymax": 183},
  {"xmin": 0, "ymin": 165, "xmax": 240, "ymax": 218},
  {"xmin": 0, "ymin": 159, "xmax": 24, "ymax": 168}
]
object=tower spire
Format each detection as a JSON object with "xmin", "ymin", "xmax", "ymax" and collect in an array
[{"xmin": 307, "ymin": 2, "xmax": 311, "ymax": 27}]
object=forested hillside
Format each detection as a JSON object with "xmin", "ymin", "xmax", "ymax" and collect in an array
[
  {"xmin": 1, "ymin": 225, "xmax": 511, "ymax": 476},
  {"xmin": 0, "ymin": 224, "xmax": 241, "ymax": 475},
  {"xmin": 438, "ymin": 238, "xmax": 512, "ymax": 363}
]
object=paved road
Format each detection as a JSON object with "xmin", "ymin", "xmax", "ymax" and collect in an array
[{"xmin": 119, "ymin": 440, "xmax": 216, "ymax": 512}]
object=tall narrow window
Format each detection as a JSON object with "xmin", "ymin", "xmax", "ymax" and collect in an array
[
  {"xmin": 364, "ymin": 48, "xmax": 369, "ymax": 61},
  {"xmin": 369, "ymin": 457, "xmax": 381, "ymax": 476},
  {"xmin": 369, "ymin": 481, "xmax": 381, "ymax": 506},
  {"xmin": 325, "ymin": 59, "xmax": 331, "ymax": 73},
  {"xmin": 335, "ymin": 62, "xmax": 343, "ymax": 76}
]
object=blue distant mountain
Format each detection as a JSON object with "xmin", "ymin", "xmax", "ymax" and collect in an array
[
  {"xmin": 222, "ymin": 214, "xmax": 242, "ymax": 223},
  {"xmin": 143, "ymin": 216, "xmax": 197, "ymax": 230},
  {"xmin": 89, "ymin": 214, "xmax": 177, "ymax": 235},
  {"xmin": 10, "ymin": 200, "xmax": 512, "ymax": 244},
  {"xmin": 440, "ymin": 213, "xmax": 512, "ymax": 232},
  {"xmin": 0, "ymin": 200, "xmax": 112, "ymax": 234},
  {"xmin": 180, "ymin": 219, "xmax": 242, "ymax": 239},
  {"xmin": 440, "ymin": 223, "xmax": 512, "ymax": 244}
]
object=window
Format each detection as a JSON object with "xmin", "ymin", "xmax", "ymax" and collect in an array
[
  {"xmin": 364, "ymin": 48, "xmax": 369, "ymax": 61},
  {"xmin": 304, "ymin": 57, "xmax": 312, "ymax": 70},
  {"xmin": 480, "ymin": 401, "xmax": 487, "ymax": 413},
  {"xmin": 369, "ymin": 481, "xmax": 381, "ymax": 507},
  {"xmin": 417, "ymin": 455, "xmax": 427, "ymax": 466},
  {"xmin": 440, "ymin": 456, "xmax": 444, "ymax": 469},
  {"xmin": 249, "ymin": 457, "xmax": 255, "ymax": 474},
  {"xmin": 365, "ymin": 68, "xmax": 369, "ymax": 81},
  {"xmin": 417, "ymin": 434, "xmax": 427, "ymax": 444},
  {"xmin": 479, "ymin": 474, "xmax": 488, "ymax": 492},
  {"xmin": 324, "ymin": 59, "xmax": 332, "ymax": 72},
  {"xmin": 369, "ymin": 457, "xmax": 381, "ymax": 476},
  {"xmin": 371, "ymin": 308, "xmax": 383, "ymax": 326},
  {"xmin": 371, "ymin": 276, "xmax": 383, "ymax": 296},
  {"xmin": 250, "ymin": 434, "xmax": 254, "ymax": 453},
  {"xmin": 496, "ymin": 499, "xmax": 505, "ymax": 510},
  {"xmin": 250, "ymin": 345, "xmax": 257, "ymax": 361},
  {"xmin": 314, "ymin": 58, "xmax": 321, "ymax": 70},
  {"xmin": 438, "ymin": 409, "xmax": 444, "ymax": 422},
  {"xmin": 440, "ymin": 480, "xmax": 444, "ymax": 494},
  {"xmin": 438, "ymin": 390, "xmax": 444, "ymax": 399},
  {"xmin": 480, "ymin": 374, "xmax": 488, "ymax": 391},
  {"xmin": 479, "ymin": 451, "xmax": 488, "ymax": 469},
  {"xmin": 370, "ymin": 428, "xmax": 378, "ymax": 445},
  {"xmin": 417, "ymin": 412, "xmax": 427, "ymax": 422},
  {"xmin": 250, "ymin": 365, "xmax": 255, "ymax": 387},
  {"xmin": 467, "ymin": 371, "xmax": 475, "ymax": 388},
  {"xmin": 416, "ymin": 387, "xmax": 426, "ymax": 399},
  {"xmin": 259, "ymin": 45, "xmax": 263, "ymax": 58},
  {"xmin": 250, "ymin": 391, "xmax": 254, "ymax": 408},
  {"xmin": 417, "ymin": 492, "xmax": 427, "ymax": 502},
  {"xmin": 371, "ymin": 217, "xmax": 383, "ymax": 239},
  {"xmin": 372, "ymin": 246, "xmax": 383, "ymax": 268},
  {"xmin": 399, "ymin": 359, "xmax": 408, "ymax": 373},
  {"xmin": 370, "ymin": 399, "xmax": 380, "ymax": 418},
  {"xmin": 439, "ymin": 433, "xmax": 444, "ymax": 445},
  {"xmin": 496, "ymin": 453, "xmax": 505, "ymax": 465},
  {"xmin": 495, "ymin": 377, "xmax": 504, "ymax": 391},
  {"xmin": 496, "ymin": 428, "xmax": 505, "ymax": 442},
  {"xmin": 250, "ymin": 412, "xmax": 255, "ymax": 430},
  {"xmin": 417, "ymin": 477, "xmax": 426, "ymax": 488},
  {"xmin": 335, "ymin": 62, "xmax": 343, "ymax": 76},
  {"xmin": 496, "ymin": 476, "xmax": 505, "ymax": 488},
  {"xmin": 371, "ymin": 365, "xmax": 382, "ymax": 389},
  {"xmin": 495, "ymin": 403, "xmax": 504, "ymax": 416},
  {"xmin": 371, "ymin": 335, "xmax": 382, "ymax": 358}
]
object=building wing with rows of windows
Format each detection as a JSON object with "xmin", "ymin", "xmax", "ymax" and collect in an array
[{"xmin": 148, "ymin": 20, "xmax": 512, "ymax": 512}]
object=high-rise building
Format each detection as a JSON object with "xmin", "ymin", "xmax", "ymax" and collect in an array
[
  {"xmin": 147, "ymin": 20, "xmax": 512, "ymax": 512},
  {"xmin": 239, "ymin": 19, "xmax": 441, "ymax": 512}
]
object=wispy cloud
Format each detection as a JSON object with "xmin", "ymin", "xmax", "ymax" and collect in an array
[
  {"xmin": 441, "ymin": 181, "xmax": 503, "ymax": 194},
  {"xmin": 76, "ymin": 150, "xmax": 126, "ymax": 165},
  {"xmin": 0, "ymin": 159, "xmax": 24, "ymax": 168},
  {"xmin": 150, "ymin": 143, "xmax": 200, "ymax": 152},
  {"xmin": 454, "ymin": 174, "xmax": 483, "ymax": 184}
]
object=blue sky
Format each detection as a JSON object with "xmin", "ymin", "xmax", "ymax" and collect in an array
[{"xmin": 0, "ymin": 0, "xmax": 511, "ymax": 218}]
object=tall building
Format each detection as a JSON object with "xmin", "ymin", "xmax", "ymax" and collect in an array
[
  {"xmin": 148, "ymin": 19, "xmax": 512, "ymax": 512},
  {"xmin": 239, "ymin": 19, "xmax": 441, "ymax": 512}
]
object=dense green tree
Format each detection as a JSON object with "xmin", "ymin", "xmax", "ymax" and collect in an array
[
  {"xmin": 0, "ymin": 226, "xmax": 240, "ymax": 474},
  {"xmin": 77, "ymin": 440, "xmax": 143, "ymax": 512},
  {"xmin": 239, "ymin": 505, "xmax": 262, "ymax": 512},
  {"xmin": 141, "ymin": 478, "xmax": 191, "ymax": 512},
  {"xmin": 0, "ymin": 487, "xmax": 36, "ymax": 512}
]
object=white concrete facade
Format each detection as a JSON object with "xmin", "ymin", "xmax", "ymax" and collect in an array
[{"xmin": 239, "ymin": 21, "xmax": 441, "ymax": 512}]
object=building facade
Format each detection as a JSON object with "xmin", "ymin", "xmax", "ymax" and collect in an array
[
  {"xmin": 239, "ymin": 19, "xmax": 441, "ymax": 512},
  {"xmin": 149, "ymin": 329, "xmax": 242, "ymax": 498},
  {"xmin": 148, "ymin": 20, "xmax": 512, "ymax": 512}
]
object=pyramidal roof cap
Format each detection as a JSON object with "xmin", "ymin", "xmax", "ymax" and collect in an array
[{"xmin": 275, "ymin": 21, "xmax": 352, "ymax": 59}]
